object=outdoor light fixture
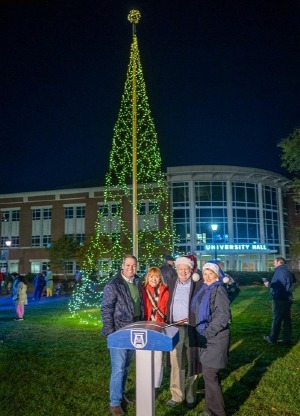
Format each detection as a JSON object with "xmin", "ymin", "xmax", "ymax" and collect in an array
[
  {"xmin": 5, "ymin": 239, "xmax": 12, "ymax": 275},
  {"xmin": 211, "ymin": 224, "xmax": 218, "ymax": 260}
]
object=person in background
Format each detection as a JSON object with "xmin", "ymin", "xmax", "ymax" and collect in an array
[
  {"xmin": 45, "ymin": 267, "xmax": 54, "ymax": 297},
  {"xmin": 101, "ymin": 254, "xmax": 144, "ymax": 416},
  {"xmin": 0, "ymin": 271, "xmax": 4, "ymax": 295},
  {"xmin": 263, "ymin": 257, "xmax": 294, "ymax": 346},
  {"xmin": 191, "ymin": 262, "xmax": 231, "ymax": 416},
  {"xmin": 13, "ymin": 275, "xmax": 28, "ymax": 321},
  {"xmin": 160, "ymin": 254, "xmax": 177, "ymax": 284},
  {"xmin": 75, "ymin": 268, "xmax": 82, "ymax": 285},
  {"xmin": 166, "ymin": 256, "xmax": 202, "ymax": 409},
  {"xmin": 142, "ymin": 266, "xmax": 169, "ymax": 394},
  {"xmin": 11, "ymin": 272, "xmax": 20, "ymax": 303},
  {"xmin": 33, "ymin": 272, "xmax": 45, "ymax": 300}
]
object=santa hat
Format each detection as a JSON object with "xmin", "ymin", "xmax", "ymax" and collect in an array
[
  {"xmin": 185, "ymin": 255, "xmax": 200, "ymax": 282},
  {"xmin": 202, "ymin": 262, "xmax": 220, "ymax": 277},
  {"xmin": 175, "ymin": 256, "xmax": 200, "ymax": 282},
  {"xmin": 203, "ymin": 262, "xmax": 229, "ymax": 284}
]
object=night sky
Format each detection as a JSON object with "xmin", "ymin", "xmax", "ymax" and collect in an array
[{"xmin": 1, "ymin": 0, "xmax": 300, "ymax": 194}]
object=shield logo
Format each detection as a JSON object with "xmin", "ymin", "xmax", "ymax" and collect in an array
[{"xmin": 130, "ymin": 329, "xmax": 147, "ymax": 349}]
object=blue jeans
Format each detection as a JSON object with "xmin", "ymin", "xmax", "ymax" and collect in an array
[{"xmin": 109, "ymin": 348, "xmax": 135, "ymax": 406}]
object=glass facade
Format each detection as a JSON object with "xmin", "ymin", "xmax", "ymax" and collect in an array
[{"xmin": 168, "ymin": 166, "xmax": 289, "ymax": 271}]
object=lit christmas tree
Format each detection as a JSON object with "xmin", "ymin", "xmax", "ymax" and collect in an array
[{"xmin": 69, "ymin": 10, "xmax": 174, "ymax": 323}]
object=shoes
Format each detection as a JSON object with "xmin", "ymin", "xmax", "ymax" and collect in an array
[
  {"xmin": 263, "ymin": 335, "xmax": 274, "ymax": 344},
  {"xmin": 186, "ymin": 401, "xmax": 198, "ymax": 409},
  {"xmin": 166, "ymin": 399, "xmax": 182, "ymax": 407},
  {"xmin": 109, "ymin": 405, "xmax": 124, "ymax": 415},
  {"xmin": 121, "ymin": 395, "xmax": 134, "ymax": 405},
  {"xmin": 14, "ymin": 318, "xmax": 24, "ymax": 321}
]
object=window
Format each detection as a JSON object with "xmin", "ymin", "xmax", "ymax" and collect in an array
[
  {"xmin": 1, "ymin": 211, "xmax": 10, "ymax": 222},
  {"xmin": 64, "ymin": 206, "xmax": 85, "ymax": 219},
  {"xmin": 64, "ymin": 261, "xmax": 75, "ymax": 275},
  {"xmin": 65, "ymin": 207, "xmax": 74, "ymax": 219},
  {"xmin": 76, "ymin": 206, "xmax": 85, "ymax": 218},
  {"xmin": 32, "ymin": 209, "xmax": 41, "ymax": 221},
  {"xmin": 12, "ymin": 211, "xmax": 20, "ymax": 221},
  {"xmin": 43, "ymin": 209, "xmax": 52, "ymax": 220},
  {"xmin": 172, "ymin": 182, "xmax": 189, "ymax": 207},
  {"xmin": 75, "ymin": 234, "xmax": 85, "ymax": 245},
  {"xmin": 231, "ymin": 183, "xmax": 260, "ymax": 243},
  {"xmin": 138, "ymin": 201, "xmax": 159, "ymax": 230},
  {"xmin": 262, "ymin": 186, "xmax": 280, "ymax": 246},
  {"xmin": 1, "ymin": 209, "xmax": 20, "ymax": 247},
  {"xmin": 194, "ymin": 182, "xmax": 228, "ymax": 243},
  {"xmin": 31, "ymin": 261, "xmax": 48, "ymax": 274},
  {"xmin": 1, "ymin": 236, "xmax": 19, "ymax": 248},
  {"xmin": 32, "ymin": 236, "xmax": 41, "ymax": 247},
  {"xmin": 98, "ymin": 203, "xmax": 121, "ymax": 234},
  {"xmin": 42, "ymin": 235, "xmax": 51, "ymax": 248},
  {"xmin": 31, "ymin": 207, "xmax": 52, "ymax": 248},
  {"xmin": 195, "ymin": 182, "xmax": 226, "ymax": 207},
  {"xmin": 64, "ymin": 205, "xmax": 86, "ymax": 236}
]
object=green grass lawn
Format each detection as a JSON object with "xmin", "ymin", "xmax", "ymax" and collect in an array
[{"xmin": 0, "ymin": 285, "xmax": 299, "ymax": 416}]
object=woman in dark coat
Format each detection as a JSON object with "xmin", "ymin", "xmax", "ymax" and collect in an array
[{"xmin": 191, "ymin": 262, "xmax": 230, "ymax": 416}]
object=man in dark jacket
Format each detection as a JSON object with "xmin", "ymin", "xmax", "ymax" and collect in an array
[
  {"xmin": 160, "ymin": 254, "xmax": 177, "ymax": 284},
  {"xmin": 101, "ymin": 254, "xmax": 144, "ymax": 416},
  {"xmin": 165, "ymin": 256, "xmax": 203, "ymax": 409},
  {"xmin": 263, "ymin": 257, "xmax": 293, "ymax": 345}
]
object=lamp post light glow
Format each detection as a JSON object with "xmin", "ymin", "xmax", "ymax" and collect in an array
[
  {"xmin": 5, "ymin": 239, "xmax": 12, "ymax": 276},
  {"xmin": 211, "ymin": 224, "xmax": 218, "ymax": 260}
]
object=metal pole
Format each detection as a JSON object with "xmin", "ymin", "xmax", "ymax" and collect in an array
[
  {"xmin": 5, "ymin": 240, "xmax": 12, "ymax": 279},
  {"xmin": 136, "ymin": 350, "xmax": 155, "ymax": 416},
  {"xmin": 211, "ymin": 224, "xmax": 218, "ymax": 260},
  {"xmin": 132, "ymin": 36, "xmax": 138, "ymax": 260},
  {"xmin": 128, "ymin": 10, "xmax": 141, "ymax": 261}
]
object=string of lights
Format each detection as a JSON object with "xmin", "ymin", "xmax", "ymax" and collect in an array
[{"xmin": 69, "ymin": 30, "xmax": 174, "ymax": 323}]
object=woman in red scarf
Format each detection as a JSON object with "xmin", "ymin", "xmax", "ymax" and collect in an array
[{"xmin": 142, "ymin": 267, "xmax": 169, "ymax": 391}]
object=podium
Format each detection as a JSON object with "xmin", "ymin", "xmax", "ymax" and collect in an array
[{"xmin": 108, "ymin": 321, "xmax": 179, "ymax": 416}]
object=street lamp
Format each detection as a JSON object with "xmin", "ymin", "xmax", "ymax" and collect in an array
[
  {"xmin": 5, "ymin": 239, "xmax": 12, "ymax": 276},
  {"xmin": 211, "ymin": 224, "xmax": 218, "ymax": 260}
]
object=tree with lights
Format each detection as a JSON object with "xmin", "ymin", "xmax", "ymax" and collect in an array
[{"xmin": 69, "ymin": 11, "xmax": 174, "ymax": 322}]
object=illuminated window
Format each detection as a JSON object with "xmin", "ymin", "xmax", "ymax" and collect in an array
[
  {"xmin": 64, "ymin": 205, "xmax": 85, "ymax": 236},
  {"xmin": 98, "ymin": 203, "xmax": 121, "ymax": 234},
  {"xmin": 31, "ymin": 207, "xmax": 52, "ymax": 248},
  {"xmin": 1, "ymin": 209, "xmax": 20, "ymax": 247},
  {"xmin": 138, "ymin": 201, "xmax": 159, "ymax": 230}
]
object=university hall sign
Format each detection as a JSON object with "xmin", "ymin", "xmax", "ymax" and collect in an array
[{"xmin": 204, "ymin": 244, "xmax": 269, "ymax": 252}]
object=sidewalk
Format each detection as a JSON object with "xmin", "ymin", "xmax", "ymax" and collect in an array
[{"xmin": 0, "ymin": 293, "xmax": 71, "ymax": 311}]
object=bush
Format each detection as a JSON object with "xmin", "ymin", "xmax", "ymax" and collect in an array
[
  {"xmin": 226, "ymin": 271, "xmax": 274, "ymax": 286},
  {"xmin": 25, "ymin": 272, "xmax": 36, "ymax": 283}
]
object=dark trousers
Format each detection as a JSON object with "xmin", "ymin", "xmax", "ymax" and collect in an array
[
  {"xmin": 202, "ymin": 365, "xmax": 225, "ymax": 416},
  {"xmin": 270, "ymin": 300, "xmax": 292, "ymax": 343},
  {"xmin": 33, "ymin": 287, "xmax": 43, "ymax": 300}
]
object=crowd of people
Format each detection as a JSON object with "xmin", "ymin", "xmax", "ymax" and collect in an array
[
  {"xmin": 101, "ymin": 254, "xmax": 295, "ymax": 416},
  {"xmin": 1, "ymin": 265, "xmax": 79, "ymax": 322},
  {"xmin": 1, "ymin": 252, "xmax": 294, "ymax": 415}
]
